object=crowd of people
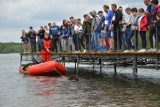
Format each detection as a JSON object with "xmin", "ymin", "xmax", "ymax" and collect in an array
[{"xmin": 21, "ymin": 0, "xmax": 160, "ymax": 56}]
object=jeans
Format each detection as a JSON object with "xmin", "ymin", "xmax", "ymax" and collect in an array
[
  {"xmin": 69, "ymin": 36, "xmax": 75, "ymax": 51},
  {"xmin": 91, "ymin": 31, "xmax": 99, "ymax": 51},
  {"xmin": 113, "ymin": 28, "xmax": 122, "ymax": 51},
  {"xmin": 121, "ymin": 31, "xmax": 128, "ymax": 50},
  {"xmin": 38, "ymin": 38, "xmax": 43, "ymax": 52},
  {"xmin": 127, "ymin": 30, "xmax": 138, "ymax": 49},
  {"xmin": 140, "ymin": 31, "xmax": 146, "ymax": 49}
]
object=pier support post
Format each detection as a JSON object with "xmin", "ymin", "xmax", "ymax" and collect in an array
[
  {"xmin": 156, "ymin": 55, "xmax": 159, "ymax": 70},
  {"xmin": 93, "ymin": 58, "xmax": 95, "ymax": 69},
  {"xmin": 114, "ymin": 64, "xmax": 117, "ymax": 75},
  {"xmin": 62, "ymin": 56, "xmax": 65, "ymax": 66},
  {"xmin": 133, "ymin": 56, "xmax": 138, "ymax": 79},
  {"xmin": 76, "ymin": 56, "xmax": 79, "ymax": 75},
  {"xmin": 99, "ymin": 58, "xmax": 102, "ymax": 74},
  {"xmin": 75, "ymin": 59, "xmax": 77, "ymax": 72}
]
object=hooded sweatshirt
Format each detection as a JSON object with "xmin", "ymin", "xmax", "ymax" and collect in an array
[
  {"xmin": 90, "ymin": 10, "xmax": 100, "ymax": 32},
  {"xmin": 49, "ymin": 25, "xmax": 60, "ymax": 37}
]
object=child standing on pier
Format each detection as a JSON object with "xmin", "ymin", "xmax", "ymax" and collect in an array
[
  {"xmin": 137, "ymin": 8, "xmax": 148, "ymax": 52},
  {"xmin": 60, "ymin": 25, "xmax": 69, "ymax": 52},
  {"xmin": 41, "ymin": 33, "xmax": 52, "ymax": 62}
]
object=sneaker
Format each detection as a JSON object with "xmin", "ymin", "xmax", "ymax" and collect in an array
[
  {"xmin": 129, "ymin": 49, "xmax": 135, "ymax": 52},
  {"xmin": 109, "ymin": 49, "xmax": 115, "ymax": 52},
  {"xmin": 124, "ymin": 50, "xmax": 130, "ymax": 53},
  {"xmin": 137, "ymin": 49, "xmax": 147, "ymax": 52},
  {"xmin": 83, "ymin": 49, "xmax": 87, "ymax": 53},
  {"xmin": 152, "ymin": 48, "xmax": 157, "ymax": 52},
  {"xmin": 148, "ymin": 48, "xmax": 153, "ymax": 52}
]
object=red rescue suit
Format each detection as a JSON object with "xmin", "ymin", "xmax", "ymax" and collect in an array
[{"xmin": 41, "ymin": 39, "xmax": 52, "ymax": 62}]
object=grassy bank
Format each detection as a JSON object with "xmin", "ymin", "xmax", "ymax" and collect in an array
[{"xmin": 0, "ymin": 42, "xmax": 22, "ymax": 54}]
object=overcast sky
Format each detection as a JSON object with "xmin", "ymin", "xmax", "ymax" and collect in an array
[{"xmin": 0, "ymin": 0, "xmax": 146, "ymax": 42}]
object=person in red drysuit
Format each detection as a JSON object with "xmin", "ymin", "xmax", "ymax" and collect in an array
[{"xmin": 41, "ymin": 33, "xmax": 52, "ymax": 62}]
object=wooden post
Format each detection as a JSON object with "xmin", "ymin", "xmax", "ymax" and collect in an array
[
  {"xmin": 156, "ymin": 55, "xmax": 159, "ymax": 70},
  {"xmin": 63, "ymin": 56, "xmax": 65, "ymax": 66},
  {"xmin": 76, "ymin": 56, "xmax": 79, "ymax": 75},
  {"xmin": 75, "ymin": 59, "xmax": 77, "ymax": 72},
  {"xmin": 114, "ymin": 64, "xmax": 117, "ymax": 75},
  {"xmin": 133, "ymin": 56, "xmax": 138, "ymax": 79},
  {"xmin": 99, "ymin": 58, "xmax": 102, "ymax": 74}
]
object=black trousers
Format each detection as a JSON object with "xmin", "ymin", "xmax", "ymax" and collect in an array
[
  {"xmin": 30, "ymin": 39, "xmax": 36, "ymax": 52},
  {"xmin": 149, "ymin": 28, "xmax": 156, "ymax": 48},
  {"xmin": 140, "ymin": 31, "xmax": 147, "ymax": 49},
  {"xmin": 51, "ymin": 37, "xmax": 59, "ymax": 52},
  {"xmin": 73, "ymin": 33, "xmax": 85, "ymax": 51},
  {"xmin": 113, "ymin": 28, "xmax": 122, "ymax": 51},
  {"xmin": 84, "ymin": 34, "xmax": 91, "ymax": 50}
]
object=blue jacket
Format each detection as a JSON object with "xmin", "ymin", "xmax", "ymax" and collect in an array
[
  {"xmin": 97, "ymin": 16, "xmax": 105, "ymax": 32},
  {"xmin": 60, "ymin": 29, "xmax": 68, "ymax": 39},
  {"xmin": 105, "ymin": 10, "xmax": 113, "ymax": 28},
  {"xmin": 49, "ymin": 26, "xmax": 60, "ymax": 37}
]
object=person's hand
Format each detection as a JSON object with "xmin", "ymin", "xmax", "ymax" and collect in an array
[
  {"xmin": 50, "ymin": 35, "xmax": 53, "ymax": 39},
  {"xmin": 58, "ymin": 31, "xmax": 60, "ymax": 35},
  {"xmin": 109, "ymin": 25, "xmax": 112, "ymax": 30},
  {"xmin": 45, "ymin": 47, "xmax": 50, "ymax": 53},
  {"xmin": 154, "ymin": 20, "xmax": 157, "ymax": 23}
]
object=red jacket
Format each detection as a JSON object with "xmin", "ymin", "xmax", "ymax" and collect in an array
[
  {"xmin": 42, "ymin": 39, "xmax": 51, "ymax": 50},
  {"xmin": 155, "ymin": 5, "xmax": 160, "ymax": 14},
  {"xmin": 140, "ymin": 15, "xmax": 148, "ymax": 31}
]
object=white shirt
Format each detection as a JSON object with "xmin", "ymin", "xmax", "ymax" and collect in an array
[{"xmin": 74, "ymin": 25, "xmax": 82, "ymax": 32}]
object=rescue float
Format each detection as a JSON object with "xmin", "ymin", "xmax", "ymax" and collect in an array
[{"xmin": 19, "ymin": 61, "xmax": 66, "ymax": 76}]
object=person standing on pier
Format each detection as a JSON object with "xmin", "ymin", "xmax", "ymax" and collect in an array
[
  {"xmin": 41, "ymin": 33, "xmax": 52, "ymax": 62},
  {"xmin": 156, "ymin": 14, "xmax": 160, "ymax": 46},
  {"xmin": 27, "ymin": 26, "xmax": 37, "ymax": 52},
  {"xmin": 68, "ymin": 17, "xmax": 76, "ymax": 52},
  {"xmin": 137, "ymin": 8, "xmax": 148, "ymax": 52},
  {"xmin": 103, "ymin": 5, "xmax": 114, "ymax": 52},
  {"xmin": 49, "ymin": 22, "xmax": 60, "ymax": 52},
  {"xmin": 60, "ymin": 25, "xmax": 69, "ymax": 52},
  {"xmin": 37, "ymin": 26, "xmax": 45, "ymax": 52},
  {"xmin": 97, "ymin": 11, "xmax": 107, "ymax": 52},
  {"xmin": 144, "ymin": 0, "xmax": 158, "ymax": 52},
  {"xmin": 111, "ymin": 4, "xmax": 123, "ymax": 51},
  {"xmin": 21, "ymin": 29, "xmax": 31, "ymax": 53},
  {"xmin": 127, "ymin": 8, "xmax": 140, "ymax": 51},
  {"xmin": 83, "ymin": 14, "xmax": 92, "ymax": 52},
  {"xmin": 90, "ymin": 10, "xmax": 100, "ymax": 52}
]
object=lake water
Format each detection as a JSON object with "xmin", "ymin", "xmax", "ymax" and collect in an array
[{"xmin": 0, "ymin": 54, "xmax": 160, "ymax": 107}]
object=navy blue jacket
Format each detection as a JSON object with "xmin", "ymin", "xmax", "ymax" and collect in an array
[
  {"xmin": 60, "ymin": 29, "xmax": 69, "ymax": 39},
  {"xmin": 49, "ymin": 26, "xmax": 60, "ymax": 37},
  {"xmin": 97, "ymin": 16, "xmax": 105, "ymax": 32}
]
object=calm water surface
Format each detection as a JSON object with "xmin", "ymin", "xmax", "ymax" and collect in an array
[{"xmin": 0, "ymin": 54, "xmax": 160, "ymax": 107}]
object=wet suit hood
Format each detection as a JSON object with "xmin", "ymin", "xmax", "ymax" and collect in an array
[{"xmin": 90, "ymin": 10, "xmax": 97, "ymax": 17}]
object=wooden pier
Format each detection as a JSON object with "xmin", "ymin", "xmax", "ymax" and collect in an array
[{"xmin": 20, "ymin": 52, "xmax": 160, "ymax": 79}]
